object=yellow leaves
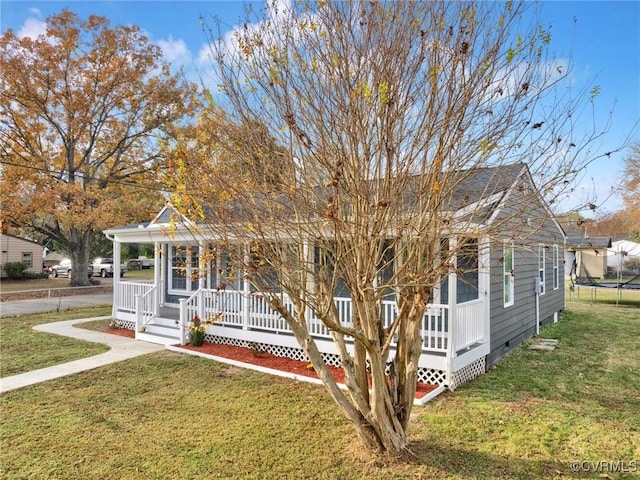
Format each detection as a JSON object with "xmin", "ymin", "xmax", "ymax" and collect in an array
[
  {"xmin": 379, "ymin": 82, "xmax": 389, "ymax": 105},
  {"xmin": 479, "ymin": 138, "xmax": 496, "ymax": 156},
  {"xmin": 353, "ymin": 81, "xmax": 392, "ymax": 105},
  {"xmin": 432, "ymin": 180, "xmax": 440, "ymax": 193},
  {"xmin": 269, "ymin": 66, "xmax": 284, "ymax": 87},
  {"xmin": 429, "ymin": 64, "xmax": 442, "ymax": 89},
  {"xmin": 239, "ymin": 40, "xmax": 253, "ymax": 60}
]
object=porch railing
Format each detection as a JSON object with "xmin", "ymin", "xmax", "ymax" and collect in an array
[
  {"xmin": 454, "ymin": 299, "xmax": 485, "ymax": 350},
  {"xmin": 118, "ymin": 281, "xmax": 155, "ymax": 313},
  {"xmin": 118, "ymin": 283, "xmax": 485, "ymax": 355},
  {"xmin": 135, "ymin": 285, "xmax": 157, "ymax": 333}
]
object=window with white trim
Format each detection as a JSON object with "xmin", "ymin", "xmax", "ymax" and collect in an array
[
  {"xmin": 504, "ymin": 243, "xmax": 514, "ymax": 307},
  {"xmin": 538, "ymin": 244, "xmax": 546, "ymax": 295},
  {"xmin": 553, "ymin": 245, "xmax": 559, "ymax": 290},
  {"xmin": 169, "ymin": 245, "xmax": 199, "ymax": 292}
]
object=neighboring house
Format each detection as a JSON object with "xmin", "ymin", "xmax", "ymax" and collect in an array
[
  {"xmin": 565, "ymin": 234, "xmax": 612, "ymax": 281},
  {"xmin": 0, "ymin": 233, "xmax": 44, "ymax": 277},
  {"xmin": 103, "ymin": 163, "xmax": 565, "ymax": 390},
  {"xmin": 607, "ymin": 239, "xmax": 640, "ymax": 275}
]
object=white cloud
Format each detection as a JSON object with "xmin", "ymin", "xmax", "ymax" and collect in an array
[
  {"xmin": 157, "ymin": 35, "xmax": 191, "ymax": 64},
  {"xmin": 17, "ymin": 17, "xmax": 46, "ymax": 39}
]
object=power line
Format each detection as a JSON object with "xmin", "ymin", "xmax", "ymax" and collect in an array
[{"xmin": 0, "ymin": 159, "xmax": 172, "ymax": 193}]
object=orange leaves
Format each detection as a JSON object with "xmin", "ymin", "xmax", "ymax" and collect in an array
[{"xmin": 1, "ymin": 10, "xmax": 195, "ymax": 243}]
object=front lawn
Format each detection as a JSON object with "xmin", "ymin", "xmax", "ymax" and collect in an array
[
  {"xmin": 0, "ymin": 302, "xmax": 638, "ymax": 479},
  {"xmin": 0, "ymin": 306, "xmax": 112, "ymax": 377}
]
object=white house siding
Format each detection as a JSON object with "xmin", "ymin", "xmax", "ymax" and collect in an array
[{"xmin": 0, "ymin": 233, "xmax": 44, "ymax": 276}]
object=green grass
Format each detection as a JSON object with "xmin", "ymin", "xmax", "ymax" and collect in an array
[
  {"xmin": 0, "ymin": 306, "xmax": 112, "ymax": 377},
  {"xmin": 1, "ymin": 302, "xmax": 638, "ymax": 479},
  {"xmin": 567, "ymin": 283, "xmax": 640, "ymax": 307}
]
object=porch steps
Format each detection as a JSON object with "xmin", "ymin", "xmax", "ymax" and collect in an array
[{"xmin": 137, "ymin": 317, "xmax": 181, "ymax": 346}]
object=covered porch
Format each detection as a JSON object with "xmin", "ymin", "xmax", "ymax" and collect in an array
[{"xmin": 104, "ymin": 215, "xmax": 491, "ymax": 388}]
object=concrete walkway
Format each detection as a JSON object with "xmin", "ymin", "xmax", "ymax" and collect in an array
[{"xmin": 0, "ymin": 316, "xmax": 165, "ymax": 394}]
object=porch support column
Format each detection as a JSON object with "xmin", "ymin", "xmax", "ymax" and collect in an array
[
  {"xmin": 112, "ymin": 238, "xmax": 122, "ymax": 319},
  {"xmin": 446, "ymin": 236, "xmax": 457, "ymax": 386},
  {"xmin": 243, "ymin": 245, "xmax": 251, "ymax": 330},
  {"xmin": 154, "ymin": 242, "xmax": 161, "ymax": 309},
  {"xmin": 198, "ymin": 241, "xmax": 206, "ymax": 290},
  {"xmin": 479, "ymin": 236, "xmax": 491, "ymax": 345},
  {"xmin": 303, "ymin": 238, "xmax": 313, "ymax": 326}
]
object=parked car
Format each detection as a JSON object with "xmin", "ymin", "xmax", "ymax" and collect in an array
[
  {"xmin": 92, "ymin": 258, "xmax": 127, "ymax": 278},
  {"xmin": 50, "ymin": 259, "xmax": 94, "ymax": 278}
]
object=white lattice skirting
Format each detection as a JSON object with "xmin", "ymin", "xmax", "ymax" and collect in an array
[
  {"xmin": 113, "ymin": 319, "xmax": 135, "ymax": 330},
  {"xmin": 449, "ymin": 357, "xmax": 486, "ymax": 390},
  {"xmin": 205, "ymin": 334, "xmax": 454, "ymax": 387}
]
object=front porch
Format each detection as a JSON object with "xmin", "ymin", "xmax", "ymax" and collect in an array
[
  {"xmin": 104, "ymin": 207, "xmax": 492, "ymax": 389},
  {"xmin": 112, "ymin": 280, "xmax": 490, "ymax": 389}
]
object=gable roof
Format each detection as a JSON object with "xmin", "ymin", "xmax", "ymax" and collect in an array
[
  {"xmin": 566, "ymin": 234, "xmax": 612, "ymax": 250},
  {"xmin": 105, "ymin": 162, "xmax": 562, "ymax": 241}
]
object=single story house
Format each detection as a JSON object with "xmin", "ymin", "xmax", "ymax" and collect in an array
[
  {"xmin": 565, "ymin": 234, "xmax": 612, "ymax": 281},
  {"xmin": 0, "ymin": 233, "xmax": 44, "ymax": 277},
  {"xmin": 104, "ymin": 163, "xmax": 565, "ymax": 390}
]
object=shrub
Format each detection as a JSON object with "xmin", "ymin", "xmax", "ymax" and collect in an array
[{"xmin": 2, "ymin": 262, "xmax": 28, "ymax": 279}]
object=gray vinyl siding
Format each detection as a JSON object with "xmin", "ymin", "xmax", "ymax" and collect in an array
[{"xmin": 486, "ymin": 192, "xmax": 565, "ymax": 367}]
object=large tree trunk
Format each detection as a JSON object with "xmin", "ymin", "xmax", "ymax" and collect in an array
[{"xmin": 67, "ymin": 229, "xmax": 92, "ymax": 287}]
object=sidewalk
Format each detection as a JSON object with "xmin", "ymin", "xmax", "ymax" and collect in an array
[
  {"xmin": 0, "ymin": 316, "xmax": 165, "ymax": 394},
  {"xmin": 0, "ymin": 294, "xmax": 113, "ymax": 316}
]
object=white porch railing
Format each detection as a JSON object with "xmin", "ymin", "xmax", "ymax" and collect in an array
[
  {"xmin": 116, "ymin": 283, "xmax": 485, "ymax": 355},
  {"xmin": 135, "ymin": 285, "xmax": 157, "ymax": 333},
  {"xmin": 454, "ymin": 299, "xmax": 485, "ymax": 350},
  {"xmin": 170, "ymin": 288, "xmax": 485, "ymax": 355},
  {"xmin": 118, "ymin": 281, "xmax": 155, "ymax": 313}
]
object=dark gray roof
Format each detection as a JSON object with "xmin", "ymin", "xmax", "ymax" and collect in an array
[
  {"xmin": 565, "ymin": 235, "xmax": 612, "ymax": 249},
  {"xmin": 448, "ymin": 162, "xmax": 526, "ymax": 209},
  {"xmin": 110, "ymin": 163, "xmax": 531, "ymax": 231}
]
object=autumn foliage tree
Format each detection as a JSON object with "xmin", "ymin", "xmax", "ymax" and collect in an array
[
  {"xmin": 0, "ymin": 10, "xmax": 199, "ymax": 285},
  {"xmin": 170, "ymin": 1, "xmax": 619, "ymax": 455},
  {"xmin": 622, "ymin": 142, "xmax": 640, "ymax": 239}
]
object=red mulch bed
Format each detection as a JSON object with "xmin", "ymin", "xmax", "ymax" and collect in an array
[
  {"xmin": 181, "ymin": 342, "xmax": 437, "ymax": 399},
  {"xmin": 103, "ymin": 328, "xmax": 437, "ymax": 399},
  {"xmin": 106, "ymin": 327, "xmax": 135, "ymax": 338}
]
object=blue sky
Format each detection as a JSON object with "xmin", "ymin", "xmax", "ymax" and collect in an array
[{"xmin": 2, "ymin": 0, "xmax": 639, "ymax": 217}]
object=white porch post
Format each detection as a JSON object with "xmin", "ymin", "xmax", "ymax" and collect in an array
[
  {"xmin": 154, "ymin": 242, "xmax": 161, "ymax": 311},
  {"xmin": 243, "ymin": 245, "xmax": 250, "ymax": 330},
  {"xmin": 479, "ymin": 236, "xmax": 491, "ymax": 345},
  {"xmin": 198, "ymin": 241, "xmax": 206, "ymax": 290},
  {"xmin": 303, "ymin": 239, "xmax": 313, "ymax": 326},
  {"xmin": 179, "ymin": 298, "xmax": 187, "ymax": 345},
  {"xmin": 197, "ymin": 241, "xmax": 206, "ymax": 321},
  {"xmin": 446, "ymin": 236, "xmax": 457, "ymax": 385},
  {"xmin": 112, "ymin": 239, "xmax": 122, "ymax": 318}
]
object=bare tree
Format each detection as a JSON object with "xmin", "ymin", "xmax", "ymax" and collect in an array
[{"xmin": 171, "ymin": 1, "xmax": 621, "ymax": 455}]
